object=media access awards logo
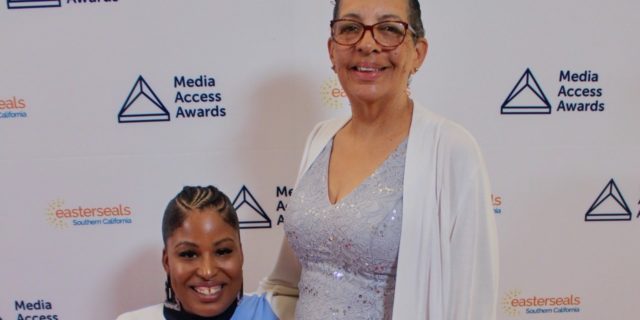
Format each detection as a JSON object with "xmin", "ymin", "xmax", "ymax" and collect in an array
[
  {"xmin": 46, "ymin": 199, "xmax": 133, "ymax": 228},
  {"xmin": 585, "ymin": 179, "xmax": 637, "ymax": 222},
  {"xmin": 0, "ymin": 96, "xmax": 28, "ymax": 120},
  {"xmin": 501, "ymin": 68, "xmax": 606, "ymax": 115},
  {"xmin": 232, "ymin": 185, "xmax": 271, "ymax": 229},
  {"xmin": 13, "ymin": 299, "xmax": 59, "ymax": 320},
  {"xmin": 117, "ymin": 75, "xmax": 227, "ymax": 124},
  {"xmin": 501, "ymin": 289, "xmax": 582, "ymax": 316},
  {"xmin": 320, "ymin": 75, "xmax": 349, "ymax": 109}
]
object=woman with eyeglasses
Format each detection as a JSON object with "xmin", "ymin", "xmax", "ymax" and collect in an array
[
  {"xmin": 260, "ymin": 0, "xmax": 499, "ymax": 319},
  {"xmin": 117, "ymin": 186, "xmax": 278, "ymax": 320}
]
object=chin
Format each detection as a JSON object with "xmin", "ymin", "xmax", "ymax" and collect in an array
[
  {"xmin": 351, "ymin": 88, "xmax": 388, "ymax": 102},
  {"xmin": 189, "ymin": 305, "xmax": 226, "ymax": 317}
]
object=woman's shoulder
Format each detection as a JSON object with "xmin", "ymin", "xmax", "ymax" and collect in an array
[
  {"xmin": 411, "ymin": 103, "xmax": 485, "ymax": 168},
  {"xmin": 413, "ymin": 104, "xmax": 479, "ymax": 148},
  {"xmin": 116, "ymin": 304, "xmax": 164, "ymax": 320},
  {"xmin": 308, "ymin": 116, "xmax": 350, "ymax": 139},
  {"xmin": 232, "ymin": 293, "xmax": 279, "ymax": 320}
]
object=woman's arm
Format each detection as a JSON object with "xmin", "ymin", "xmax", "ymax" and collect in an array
[
  {"xmin": 439, "ymin": 123, "xmax": 499, "ymax": 320},
  {"xmin": 257, "ymin": 236, "xmax": 301, "ymax": 320}
]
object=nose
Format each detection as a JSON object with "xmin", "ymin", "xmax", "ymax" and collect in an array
[
  {"xmin": 356, "ymin": 27, "xmax": 380, "ymax": 53},
  {"xmin": 197, "ymin": 255, "xmax": 217, "ymax": 279}
]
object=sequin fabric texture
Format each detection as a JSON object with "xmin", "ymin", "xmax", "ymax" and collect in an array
[{"xmin": 285, "ymin": 139, "xmax": 406, "ymax": 320}]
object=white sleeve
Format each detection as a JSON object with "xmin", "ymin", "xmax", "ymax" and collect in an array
[{"xmin": 438, "ymin": 123, "xmax": 499, "ymax": 320}]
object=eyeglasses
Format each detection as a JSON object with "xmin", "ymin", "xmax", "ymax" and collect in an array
[{"xmin": 330, "ymin": 19, "xmax": 415, "ymax": 48}]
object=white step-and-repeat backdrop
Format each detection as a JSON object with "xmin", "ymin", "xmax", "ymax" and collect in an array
[{"xmin": 1, "ymin": 0, "xmax": 638, "ymax": 319}]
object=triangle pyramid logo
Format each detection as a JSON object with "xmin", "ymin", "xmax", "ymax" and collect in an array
[
  {"xmin": 501, "ymin": 69, "xmax": 552, "ymax": 115},
  {"xmin": 118, "ymin": 76, "xmax": 170, "ymax": 123},
  {"xmin": 585, "ymin": 179, "xmax": 632, "ymax": 221},
  {"xmin": 232, "ymin": 186, "xmax": 271, "ymax": 229},
  {"xmin": 7, "ymin": 0, "xmax": 61, "ymax": 9}
]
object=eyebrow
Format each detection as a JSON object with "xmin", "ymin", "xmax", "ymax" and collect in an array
[
  {"xmin": 174, "ymin": 241, "xmax": 197, "ymax": 249},
  {"xmin": 172, "ymin": 237, "xmax": 236, "ymax": 249},
  {"xmin": 340, "ymin": 13, "xmax": 405, "ymax": 21},
  {"xmin": 214, "ymin": 238, "xmax": 235, "ymax": 246}
]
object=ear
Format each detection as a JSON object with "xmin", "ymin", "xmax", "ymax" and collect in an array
[
  {"xmin": 238, "ymin": 235, "xmax": 245, "ymax": 264},
  {"xmin": 328, "ymin": 38, "xmax": 337, "ymax": 71},
  {"xmin": 412, "ymin": 37, "xmax": 429, "ymax": 71},
  {"xmin": 162, "ymin": 248, "xmax": 169, "ymax": 273}
]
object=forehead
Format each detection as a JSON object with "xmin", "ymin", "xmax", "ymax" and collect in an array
[
  {"xmin": 169, "ymin": 209, "xmax": 238, "ymax": 244},
  {"xmin": 338, "ymin": 0, "xmax": 409, "ymax": 21}
]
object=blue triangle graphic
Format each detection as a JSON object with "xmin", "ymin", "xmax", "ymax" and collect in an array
[
  {"xmin": 501, "ymin": 68, "xmax": 551, "ymax": 115},
  {"xmin": 232, "ymin": 186, "xmax": 271, "ymax": 229},
  {"xmin": 118, "ymin": 76, "xmax": 170, "ymax": 123},
  {"xmin": 585, "ymin": 179, "xmax": 632, "ymax": 221},
  {"xmin": 7, "ymin": 0, "xmax": 61, "ymax": 9}
]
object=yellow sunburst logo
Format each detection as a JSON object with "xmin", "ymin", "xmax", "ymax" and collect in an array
[
  {"xmin": 320, "ymin": 76, "xmax": 348, "ymax": 109},
  {"xmin": 46, "ymin": 199, "xmax": 67, "ymax": 229},
  {"xmin": 502, "ymin": 289, "xmax": 522, "ymax": 316}
]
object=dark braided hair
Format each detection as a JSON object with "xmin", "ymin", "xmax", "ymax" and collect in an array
[{"xmin": 162, "ymin": 185, "xmax": 239, "ymax": 245}]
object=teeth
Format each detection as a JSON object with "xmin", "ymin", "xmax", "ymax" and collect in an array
[
  {"xmin": 194, "ymin": 286, "xmax": 222, "ymax": 296},
  {"xmin": 356, "ymin": 66, "xmax": 381, "ymax": 72}
]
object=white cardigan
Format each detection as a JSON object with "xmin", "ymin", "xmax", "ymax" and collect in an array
[{"xmin": 263, "ymin": 103, "xmax": 499, "ymax": 320}]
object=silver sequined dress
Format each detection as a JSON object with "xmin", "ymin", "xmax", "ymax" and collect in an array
[{"xmin": 285, "ymin": 138, "xmax": 407, "ymax": 320}]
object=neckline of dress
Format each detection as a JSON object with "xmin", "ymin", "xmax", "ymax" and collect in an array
[{"xmin": 324, "ymin": 136, "xmax": 408, "ymax": 206}]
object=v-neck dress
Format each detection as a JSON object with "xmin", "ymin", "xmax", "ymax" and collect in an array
[{"xmin": 285, "ymin": 138, "xmax": 407, "ymax": 320}]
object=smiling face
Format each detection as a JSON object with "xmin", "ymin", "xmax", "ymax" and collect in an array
[
  {"xmin": 162, "ymin": 209, "xmax": 243, "ymax": 317},
  {"xmin": 329, "ymin": 0, "xmax": 427, "ymax": 106}
]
